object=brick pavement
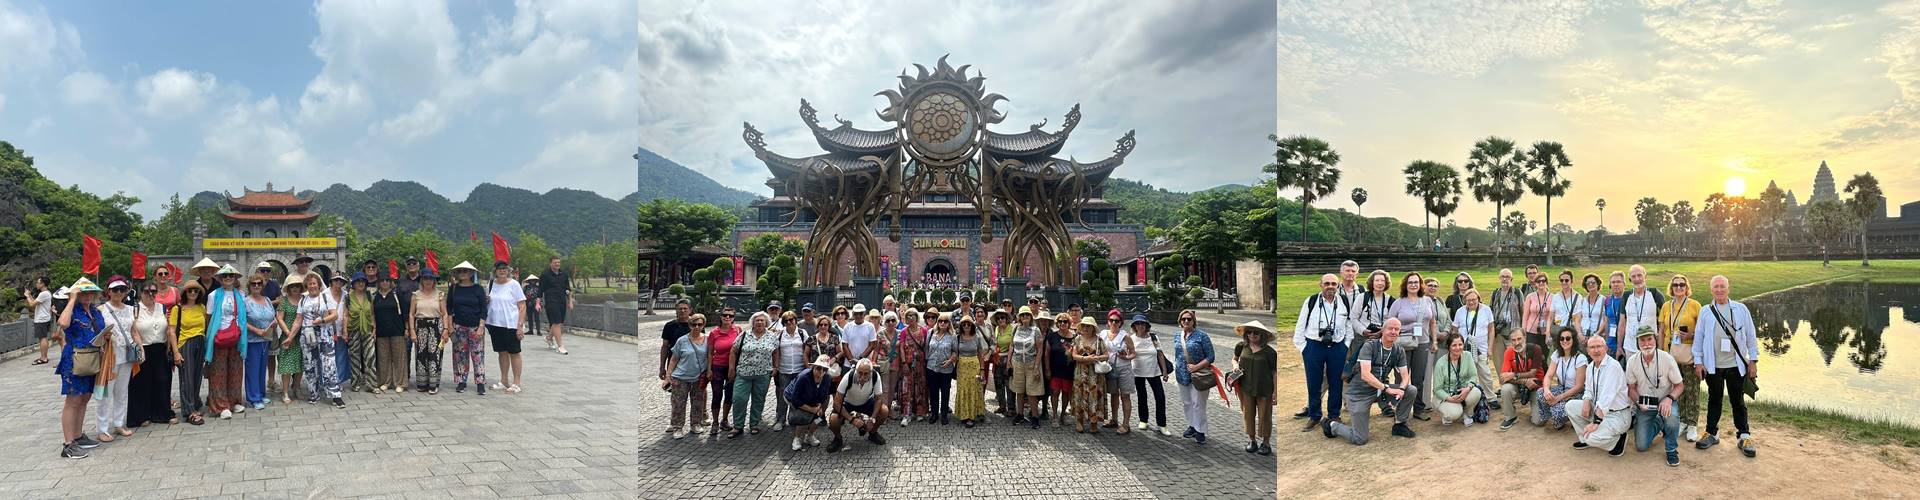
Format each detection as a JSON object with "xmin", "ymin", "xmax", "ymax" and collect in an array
[
  {"xmin": 0, "ymin": 333, "xmax": 639, "ymax": 498},
  {"xmin": 634, "ymin": 315, "xmax": 1276, "ymax": 499}
]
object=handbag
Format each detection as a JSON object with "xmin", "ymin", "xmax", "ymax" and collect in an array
[
  {"xmin": 1095, "ymin": 360, "xmax": 1112, "ymax": 374},
  {"xmin": 1471, "ymin": 386, "xmax": 1492, "ymax": 423},
  {"xmin": 70, "ymin": 312, "xmax": 107, "ymax": 376},
  {"xmin": 1190, "ymin": 365, "xmax": 1217, "ymax": 391},
  {"xmin": 1152, "ymin": 333, "xmax": 1175, "ymax": 375}
]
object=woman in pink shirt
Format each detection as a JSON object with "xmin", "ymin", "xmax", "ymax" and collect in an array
[
  {"xmin": 1520, "ymin": 273, "xmax": 1556, "ymax": 351},
  {"xmin": 704, "ymin": 307, "xmax": 742, "ymax": 436}
]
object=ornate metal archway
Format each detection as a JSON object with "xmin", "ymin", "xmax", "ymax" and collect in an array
[{"xmin": 744, "ymin": 56, "xmax": 1136, "ymax": 287}]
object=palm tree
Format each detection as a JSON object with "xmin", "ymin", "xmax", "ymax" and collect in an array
[
  {"xmin": 1804, "ymin": 200, "xmax": 1855, "ymax": 267},
  {"xmin": 1268, "ymin": 135, "xmax": 1342, "ymax": 242},
  {"xmin": 1465, "ymin": 137, "xmax": 1528, "ymax": 263},
  {"xmin": 1596, "ymin": 198, "xmax": 1607, "ymax": 230},
  {"xmin": 1403, "ymin": 160, "xmax": 1462, "ymax": 249},
  {"xmin": 1350, "ymin": 187, "xmax": 1368, "ymax": 243},
  {"xmin": 1523, "ymin": 141, "xmax": 1572, "ymax": 264},
  {"xmin": 1845, "ymin": 172, "xmax": 1884, "ymax": 267}
]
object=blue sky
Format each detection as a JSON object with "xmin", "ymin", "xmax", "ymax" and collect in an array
[
  {"xmin": 1278, "ymin": 0, "xmax": 1920, "ymax": 231},
  {"xmin": 0, "ymin": 0, "xmax": 639, "ymax": 217},
  {"xmin": 635, "ymin": 0, "xmax": 1278, "ymax": 197}
]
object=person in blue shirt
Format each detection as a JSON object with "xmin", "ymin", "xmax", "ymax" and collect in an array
[
  {"xmin": 783, "ymin": 355, "xmax": 838, "ymax": 452},
  {"xmin": 1173, "ymin": 309, "xmax": 1216, "ymax": 444},
  {"xmin": 55, "ymin": 278, "xmax": 106, "ymax": 459}
]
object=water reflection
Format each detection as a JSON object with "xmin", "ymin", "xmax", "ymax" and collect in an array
[{"xmin": 1742, "ymin": 281, "xmax": 1917, "ymax": 425}]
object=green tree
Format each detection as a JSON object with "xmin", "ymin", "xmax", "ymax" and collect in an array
[
  {"xmin": 1267, "ymin": 135, "xmax": 1342, "ymax": 242},
  {"xmin": 1173, "ymin": 188, "xmax": 1253, "ymax": 297},
  {"xmin": 1699, "ymin": 193, "xmax": 1731, "ymax": 258},
  {"xmin": 1349, "ymin": 187, "xmax": 1368, "ymax": 243},
  {"xmin": 691, "ymin": 257, "xmax": 731, "ymax": 316},
  {"xmin": 1670, "ymin": 201, "xmax": 1696, "ymax": 232},
  {"xmin": 1845, "ymin": 173, "xmax": 1884, "ymax": 267},
  {"xmin": 1596, "ymin": 198, "xmax": 1607, "ymax": 231},
  {"xmin": 1756, "ymin": 181, "xmax": 1788, "ymax": 260},
  {"xmin": 569, "ymin": 242, "xmax": 608, "ymax": 287},
  {"xmin": 1804, "ymin": 200, "xmax": 1855, "ymax": 266},
  {"xmin": 359, "ymin": 228, "xmax": 455, "ymax": 277},
  {"xmin": 1148, "ymin": 254, "xmax": 1202, "ymax": 313},
  {"xmin": 507, "ymin": 232, "xmax": 560, "ymax": 276},
  {"xmin": 1523, "ymin": 141, "xmax": 1572, "ymax": 260},
  {"xmin": 636, "ymin": 199, "xmax": 737, "ymax": 285},
  {"xmin": 312, "ymin": 214, "xmax": 360, "ymax": 253},
  {"xmin": 1634, "ymin": 197, "xmax": 1669, "ymax": 240},
  {"xmin": 1498, "ymin": 211, "xmax": 1532, "ymax": 243},
  {"xmin": 741, "ymin": 232, "xmax": 804, "ymax": 268},
  {"xmin": 1465, "ymin": 137, "xmax": 1527, "ymax": 260},
  {"xmin": 1402, "ymin": 160, "xmax": 1461, "ymax": 248}
]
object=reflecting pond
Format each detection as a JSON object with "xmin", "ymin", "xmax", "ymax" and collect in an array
[{"xmin": 1743, "ymin": 281, "xmax": 1919, "ymax": 426}]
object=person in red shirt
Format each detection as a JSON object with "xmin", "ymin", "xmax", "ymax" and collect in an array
[{"xmin": 1497, "ymin": 329, "xmax": 1546, "ymax": 430}]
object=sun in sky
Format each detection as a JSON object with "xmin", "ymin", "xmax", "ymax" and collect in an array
[{"xmin": 1725, "ymin": 177, "xmax": 1747, "ymax": 197}]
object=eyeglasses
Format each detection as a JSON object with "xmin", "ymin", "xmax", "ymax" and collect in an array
[
  {"xmin": 249, "ymin": 282, "xmax": 264, "ymax": 287},
  {"xmin": 1320, "ymin": 281, "xmax": 1336, "ymax": 286},
  {"xmin": 143, "ymin": 288, "xmax": 157, "ymax": 293},
  {"xmin": 1559, "ymin": 278, "xmax": 1571, "ymax": 282}
]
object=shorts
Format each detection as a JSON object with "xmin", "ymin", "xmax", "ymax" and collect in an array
[
  {"xmin": 33, "ymin": 321, "xmax": 52, "ymax": 340},
  {"xmin": 844, "ymin": 400, "xmax": 876, "ymax": 417},
  {"xmin": 789, "ymin": 408, "xmax": 821, "ymax": 427},
  {"xmin": 487, "ymin": 325, "xmax": 521, "ymax": 353},
  {"xmin": 1049, "ymin": 377, "xmax": 1073, "ymax": 393},
  {"xmin": 1010, "ymin": 359, "xmax": 1045, "ymax": 396},
  {"xmin": 544, "ymin": 300, "xmax": 567, "ymax": 324}
]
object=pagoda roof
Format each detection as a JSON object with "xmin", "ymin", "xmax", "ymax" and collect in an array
[
  {"xmin": 800, "ymin": 100, "xmax": 899, "ymax": 154},
  {"xmin": 222, "ymin": 212, "xmax": 320, "ymax": 222},
  {"xmin": 984, "ymin": 130, "xmax": 1134, "ymax": 182},
  {"xmin": 225, "ymin": 183, "xmax": 313, "ymax": 209},
  {"xmin": 981, "ymin": 104, "xmax": 1079, "ymax": 157}
]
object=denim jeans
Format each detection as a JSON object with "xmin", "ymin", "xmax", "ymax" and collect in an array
[{"xmin": 1635, "ymin": 408, "xmax": 1681, "ymax": 453}]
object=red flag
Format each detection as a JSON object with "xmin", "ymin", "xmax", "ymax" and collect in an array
[
  {"xmin": 132, "ymin": 252, "xmax": 148, "ymax": 279},
  {"xmin": 425, "ymin": 248, "xmax": 440, "ymax": 273},
  {"xmin": 163, "ymin": 262, "xmax": 183, "ymax": 285},
  {"xmin": 491, "ymin": 232, "xmax": 510, "ymax": 264},
  {"xmin": 388, "ymin": 260, "xmax": 399, "ymax": 280},
  {"xmin": 470, "ymin": 230, "xmax": 478, "ymax": 242},
  {"xmin": 81, "ymin": 234, "xmax": 102, "ymax": 275}
]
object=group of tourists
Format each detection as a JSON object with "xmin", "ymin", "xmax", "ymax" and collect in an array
[
  {"xmin": 656, "ymin": 294, "xmax": 1279, "ymax": 455},
  {"xmin": 37, "ymin": 254, "xmax": 578, "ymax": 459},
  {"xmin": 1294, "ymin": 261, "xmax": 1760, "ymax": 467}
]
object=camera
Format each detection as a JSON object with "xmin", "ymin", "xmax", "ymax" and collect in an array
[
  {"xmin": 1638, "ymin": 395, "xmax": 1660, "ymax": 409},
  {"xmin": 1318, "ymin": 326, "xmax": 1335, "ymax": 342},
  {"xmin": 1366, "ymin": 323, "xmax": 1381, "ymax": 334}
]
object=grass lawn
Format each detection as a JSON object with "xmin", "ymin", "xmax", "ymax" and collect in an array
[{"xmin": 1273, "ymin": 258, "xmax": 1920, "ymax": 446}]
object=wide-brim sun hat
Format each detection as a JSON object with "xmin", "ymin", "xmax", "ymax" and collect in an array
[
  {"xmin": 291, "ymin": 255, "xmax": 314, "ymax": 265},
  {"xmin": 1078, "ymin": 317, "xmax": 1098, "ymax": 327},
  {"xmin": 1130, "ymin": 314, "xmax": 1151, "ymax": 327},
  {"xmin": 850, "ymin": 303, "xmax": 868, "ymax": 314},
  {"xmin": 192, "ymin": 258, "xmax": 219, "ymax": 271},
  {"xmin": 1017, "ymin": 306, "xmax": 1033, "ymax": 316},
  {"xmin": 1236, "ymin": 321, "xmax": 1275, "ymax": 342},
  {"xmin": 867, "ymin": 309, "xmax": 883, "ymax": 319},
  {"xmin": 418, "ymin": 269, "xmax": 439, "ymax": 281},
  {"xmin": 52, "ymin": 287, "xmax": 70, "ymax": 300},
  {"xmin": 255, "ymin": 261, "xmax": 273, "ymax": 270},
  {"xmin": 451, "ymin": 261, "xmax": 479, "ymax": 273},
  {"xmin": 215, "ymin": 264, "xmax": 243, "ymax": 276},
  {"xmin": 70, "ymin": 277, "xmax": 101, "ymax": 294},
  {"xmin": 525, "ymin": 274, "xmax": 540, "ymax": 282},
  {"xmin": 810, "ymin": 355, "xmax": 835, "ymax": 370}
]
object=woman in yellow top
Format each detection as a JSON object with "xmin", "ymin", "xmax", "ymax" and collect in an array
[
  {"xmin": 1657, "ymin": 274, "xmax": 1704, "ymax": 442},
  {"xmin": 345, "ymin": 274, "xmax": 376, "ymax": 394},
  {"xmin": 168, "ymin": 282, "xmax": 210, "ymax": 425}
]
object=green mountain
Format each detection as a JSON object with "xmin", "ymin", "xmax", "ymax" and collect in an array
[
  {"xmin": 635, "ymin": 147, "xmax": 761, "ymax": 206},
  {"xmin": 189, "ymin": 181, "xmax": 635, "ymax": 251},
  {"xmin": 1104, "ymin": 178, "xmax": 1247, "ymax": 233}
]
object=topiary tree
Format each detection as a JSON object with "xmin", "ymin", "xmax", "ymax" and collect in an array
[
  {"xmin": 1149, "ymin": 254, "xmax": 1199, "ymax": 314},
  {"xmin": 692, "ymin": 257, "xmax": 731, "ymax": 316},
  {"xmin": 1080, "ymin": 257, "xmax": 1117, "ymax": 310}
]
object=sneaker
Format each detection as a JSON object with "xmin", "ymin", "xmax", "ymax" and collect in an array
[
  {"xmin": 1183, "ymin": 427, "xmax": 1197, "ymax": 439},
  {"xmin": 1608, "ymin": 438, "xmax": 1627, "ymax": 457},
  {"xmin": 61, "ymin": 442, "xmax": 90, "ymax": 459},
  {"xmin": 1391, "ymin": 424, "xmax": 1416, "ymax": 439},
  {"xmin": 827, "ymin": 437, "xmax": 844, "ymax": 453},
  {"xmin": 74, "ymin": 435, "xmax": 101, "ymax": 449},
  {"xmin": 220, "ymin": 409, "xmax": 233, "ymax": 420},
  {"xmin": 1739, "ymin": 435, "xmax": 1757, "ymax": 458},
  {"xmin": 868, "ymin": 432, "xmax": 886, "ymax": 445},
  {"xmin": 1137, "ymin": 421, "xmax": 1150, "ymax": 431},
  {"xmin": 1500, "ymin": 417, "xmax": 1517, "ymax": 430},
  {"xmin": 672, "ymin": 430, "xmax": 685, "ymax": 440},
  {"xmin": 901, "ymin": 417, "xmax": 909, "ymax": 427},
  {"xmin": 773, "ymin": 422, "xmax": 784, "ymax": 432},
  {"xmin": 477, "ymin": 385, "xmax": 486, "ymax": 396},
  {"xmin": 1696, "ymin": 434, "xmax": 1719, "ymax": 450},
  {"xmin": 1030, "ymin": 418, "xmax": 1041, "ymax": 430},
  {"xmin": 807, "ymin": 434, "xmax": 822, "ymax": 447},
  {"xmin": 1488, "ymin": 400, "xmax": 1502, "ymax": 411},
  {"xmin": 1573, "ymin": 440, "xmax": 1590, "ymax": 450},
  {"xmin": 1666, "ymin": 451, "xmax": 1680, "ymax": 467},
  {"xmin": 1195, "ymin": 433, "xmax": 1207, "ymax": 444},
  {"xmin": 332, "ymin": 398, "xmax": 346, "ymax": 408},
  {"xmin": 253, "ymin": 402, "xmax": 266, "ymax": 410},
  {"xmin": 1463, "ymin": 417, "xmax": 1474, "ymax": 428},
  {"xmin": 1158, "ymin": 425, "xmax": 1170, "ymax": 436},
  {"xmin": 1245, "ymin": 440, "xmax": 1258, "ymax": 453},
  {"xmin": 1411, "ymin": 409, "xmax": 1431, "ymax": 421},
  {"xmin": 456, "ymin": 383, "xmax": 467, "ymax": 393},
  {"xmin": 791, "ymin": 438, "xmax": 803, "ymax": 451},
  {"xmin": 1685, "ymin": 424, "xmax": 1699, "ymax": 442},
  {"xmin": 1258, "ymin": 442, "xmax": 1272, "ymax": 456},
  {"xmin": 1293, "ymin": 407, "xmax": 1310, "ymax": 419},
  {"xmin": 1321, "ymin": 419, "xmax": 1337, "ymax": 439},
  {"xmin": 233, "ymin": 404, "xmax": 246, "ymax": 414},
  {"xmin": 557, "ymin": 347, "xmax": 569, "ymax": 355}
]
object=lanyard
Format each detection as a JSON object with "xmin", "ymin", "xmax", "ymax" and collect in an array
[{"xmin": 1667, "ymin": 298, "xmax": 1691, "ymax": 337}]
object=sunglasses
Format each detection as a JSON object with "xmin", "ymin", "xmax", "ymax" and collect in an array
[
  {"xmin": 1559, "ymin": 336, "xmax": 1575, "ymax": 341},
  {"xmin": 143, "ymin": 288, "xmax": 158, "ymax": 293},
  {"xmin": 1559, "ymin": 278, "xmax": 1572, "ymax": 282},
  {"xmin": 1456, "ymin": 279, "xmax": 1470, "ymax": 283},
  {"xmin": 1319, "ymin": 281, "xmax": 1337, "ymax": 286},
  {"xmin": 249, "ymin": 282, "xmax": 265, "ymax": 287}
]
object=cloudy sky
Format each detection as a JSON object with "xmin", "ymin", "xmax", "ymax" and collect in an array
[
  {"xmin": 1279, "ymin": 0, "xmax": 1920, "ymax": 232},
  {"xmin": 636, "ymin": 0, "xmax": 1277, "ymax": 196},
  {"xmin": 0, "ymin": 0, "xmax": 638, "ymax": 218}
]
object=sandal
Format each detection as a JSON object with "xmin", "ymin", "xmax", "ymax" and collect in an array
[
  {"xmin": 750, "ymin": 427, "xmax": 761, "ymax": 435},
  {"xmin": 31, "ymin": 359, "xmax": 48, "ymax": 365},
  {"xmin": 97, "ymin": 434, "xmax": 115, "ymax": 443},
  {"xmin": 117, "ymin": 428, "xmax": 134, "ymax": 437},
  {"xmin": 728, "ymin": 429, "xmax": 744, "ymax": 439},
  {"xmin": 167, "ymin": 417, "xmax": 179, "ymax": 425}
]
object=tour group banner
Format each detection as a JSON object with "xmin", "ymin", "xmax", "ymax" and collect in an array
[{"xmin": 201, "ymin": 237, "xmax": 340, "ymax": 250}]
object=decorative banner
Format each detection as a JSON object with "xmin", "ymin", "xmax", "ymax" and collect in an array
[
  {"xmin": 202, "ymin": 237, "xmax": 340, "ymax": 250},
  {"xmin": 132, "ymin": 252, "xmax": 148, "ymax": 280},
  {"xmin": 880, "ymin": 255, "xmax": 890, "ymax": 284},
  {"xmin": 734, "ymin": 255, "xmax": 746, "ymax": 286},
  {"xmin": 990, "ymin": 261, "xmax": 1000, "ymax": 285},
  {"xmin": 911, "ymin": 238, "xmax": 967, "ymax": 249},
  {"xmin": 1079, "ymin": 257, "xmax": 1088, "ymax": 281},
  {"xmin": 81, "ymin": 234, "xmax": 102, "ymax": 275},
  {"xmin": 1135, "ymin": 257, "xmax": 1146, "ymax": 285},
  {"xmin": 424, "ymin": 248, "xmax": 440, "ymax": 273}
]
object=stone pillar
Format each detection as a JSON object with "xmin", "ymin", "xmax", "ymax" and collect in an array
[
  {"xmin": 999, "ymin": 277, "xmax": 1029, "ymax": 305},
  {"xmin": 852, "ymin": 277, "xmax": 882, "ymax": 310}
]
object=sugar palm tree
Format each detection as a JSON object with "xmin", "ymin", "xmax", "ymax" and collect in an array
[
  {"xmin": 1845, "ymin": 172, "xmax": 1884, "ymax": 267},
  {"xmin": 1523, "ymin": 141, "xmax": 1572, "ymax": 264},
  {"xmin": 1465, "ymin": 136, "xmax": 1528, "ymax": 263},
  {"xmin": 1403, "ymin": 160, "xmax": 1461, "ymax": 249},
  {"xmin": 1268, "ymin": 135, "xmax": 1342, "ymax": 242},
  {"xmin": 1596, "ymin": 198, "xmax": 1607, "ymax": 230},
  {"xmin": 1350, "ymin": 187, "xmax": 1368, "ymax": 243}
]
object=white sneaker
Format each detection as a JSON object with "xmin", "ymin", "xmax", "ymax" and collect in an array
[
  {"xmin": 233, "ymin": 404, "xmax": 246, "ymax": 414},
  {"xmin": 807, "ymin": 434, "xmax": 822, "ymax": 447},
  {"xmin": 557, "ymin": 347, "xmax": 569, "ymax": 355},
  {"xmin": 1685, "ymin": 425, "xmax": 1699, "ymax": 442},
  {"xmin": 791, "ymin": 438, "xmax": 803, "ymax": 451},
  {"xmin": 773, "ymin": 422, "xmax": 784, "ymax": 431},
  {"xmin": 490, "ymin": 383, "xmax": 503, "ymax": 390},
  {"xmin": 901, "ymin": 417, "xmax": 909, "ymax": 427},
  {"xmin": 1158, "ymin": 425, "xmax": 1171, "ymax": 436},
  {"xmin": 672, "ymin": 431, "xmax": 685, "ymax": 440},
  {"xmin": 220, "ymin": 409, "xmax": 233, "ymax": 419},
  {"xmin": 1463, "ymin": 417, "xmax": 1474, "ymax": 428},
  {"xmin": 1137, "ymin": 422, "xmax": 1149, "ymax": 430}
]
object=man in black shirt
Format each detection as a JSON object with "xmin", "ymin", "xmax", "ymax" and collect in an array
[
  {"xmin": 395, "ymin": 257, "xmax": 422, "ymax": 295},
  {"xmin": 538, "ymin": 256, "xmax": 574, "ymax": 354},
  {"xmin": 659, "ymin": 299, "xmax": 694, "ymax": 381}
]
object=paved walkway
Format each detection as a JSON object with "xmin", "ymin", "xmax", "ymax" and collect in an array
[
  {"xmin": 634, "ymin": 315, "xmax": 1276, "ymax": 499},
  {"xmin": 0, "ymin": 333, "xmax": 639, "ymax": 498}
]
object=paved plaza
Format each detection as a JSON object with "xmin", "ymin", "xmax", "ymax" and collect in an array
[
  {"xmin": 0, "ymin": 333, "xmax": 639, "ymax": 498},
  {"xmin": 635, "ymin": 313, "xmax": 1276, "ymax": 499}
]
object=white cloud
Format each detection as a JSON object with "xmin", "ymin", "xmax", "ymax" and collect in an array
[
  {"xmin": 370, "ymin": 99, "xmax": 447, "ymax": 143},
  {"xmin": 0, "ymin": 0, "xmax": 77, "ymax": 73},
  {"xmin": 1640, "ymin": 0, "xmax": 1798, "ymax": 69},
  {"xmin": 294, "ymin": 75, "xmax": 371, "ymax": 129},
  {"xmin": 495, "ymin": 130, "xmax": 633, "ymax": 197},
  {"xmin": 1278, "ymin": 0, "xmax": 1596, "ymax": 78},
  {"xmin": 136, "ymin": 68, "xmax": 217, "ymax": 117},
  {"xmin": 58, "ymin": 70, "xmax": 112, "ymax": 106},
  {"xmin": 535, "ymin": 63, "xmax": 634, "ymax": 126},
  {"xmin": 476, "ymin": 30, "xmax": 594, "ymax": 97},
  {"xmin": 309, "ymin": 0, "xmax": 460, "ymax": 103},
  {"xmin": 198, "ymin": 97, "xmax": 315, "ymax": 181}
]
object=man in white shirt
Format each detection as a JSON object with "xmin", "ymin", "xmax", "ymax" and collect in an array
[
  {"xmin": 27, "ymin": 276, "xmax": 55, "ymax": 364},
  {"xmin": 1617, "ymin": 265, "xmax": 1661, "ymax": 359},
  {"xmin": 828, "ymin": 358, "xmax": 890, "ymax": 451},
  {"xmin": 1568, "ymin": 336, "xmax": 1631, "ymax": 457},
  {"xmin": 1691, "ymin": 275, "xmax": 1758, "ymax": 458},
  {"xmin": 1452, "ymin": 289, "xmax": 1496, "ymax": 391},
  {"xmin": 1626, "ymin": 326, "xmax": 1685, "ymax": 467},
  {"xmin": 839, "ymin": 305, "xmax": 878, "ymax": 370},
  {"xmin": 1292, "ymin": 274, "xmax": 1352, "ymax": 430},
  {"xmin": 1299, "ymin": 262, "xmax": 1362, "ymax": 421}
]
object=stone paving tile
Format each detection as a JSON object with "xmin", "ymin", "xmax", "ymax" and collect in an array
[
  {"xmin": 0, "ymin": 333, "xmax": 639, "ymax": 498},
  {"xmin": 634, "ymin": 315, "xmax": 1275, "ymax": 499}
]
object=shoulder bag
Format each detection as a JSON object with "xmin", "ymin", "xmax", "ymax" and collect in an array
[
  {"xmin": 70, "ymin": 311, "xmax": 106, "ymax": 376},
  {"xmin": 1705, "ymin": 305, "xmax": 1758, "ymax": 399}
]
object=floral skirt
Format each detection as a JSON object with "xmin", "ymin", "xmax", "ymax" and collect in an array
[
  {"xmin": 277, "ymin": 344, "xmax": 304, "ymax": 375},
  {"xmin": 955, "ymin": 356, "xmax": 985, "ymax": 420},
  {"xmin": 1072, "ymin": 363, "xmax": 1107, "ymax": 426}
]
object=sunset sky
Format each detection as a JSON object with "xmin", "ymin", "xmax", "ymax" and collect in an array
[{"xmin": 1277, "ymin": 0, "xmax": 1920, "ymax": 233}]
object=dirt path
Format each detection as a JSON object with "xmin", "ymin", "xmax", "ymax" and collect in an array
[{"xmin": 1266, "ymin": 353, "xmax": 1920, "ymax": 498}]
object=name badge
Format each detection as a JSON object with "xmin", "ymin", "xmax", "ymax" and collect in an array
[{"xmin": 1719, "ymin": 338, "xmax": 1733, "ymax": 353}]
